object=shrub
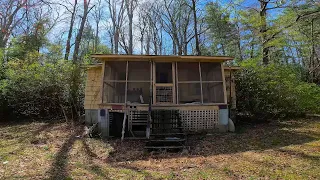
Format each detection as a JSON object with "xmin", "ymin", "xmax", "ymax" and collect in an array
[
  {"xmin": 0, "ymin": 59, "xmax": 84, "ymax": 120},
  {"xmin": 235, "ymin": 63, "xmax": 320, "ymax": 120}
]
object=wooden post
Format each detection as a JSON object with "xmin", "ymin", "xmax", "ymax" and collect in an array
[
  {"xmin": 121, "ymin": 111, "xmax": 127, "ymax": 141},
  {"xmin": 221, "ymin": 63, "xmax": 228, "ymax": 104},
  {"xmin": 100, "ymin": 61, "xmax": 106, "ymax": 104},
  {"xmin": 199, "ymin": 62, "xmax": 203, "ymax": 104},
  {"xmin": 175, "ymin": 62, "xmax": 179, "ymax": 104},
  {"xmin": 125, "ymin": 61, "xmax": 128, "ymax": 104},
  {"xmin": 153, "ymin": 62, "xmax": 156, "ymax": 104},
  {"xmin": 172, "ymin": 62, "xmax": 176, "ymax": 104}
]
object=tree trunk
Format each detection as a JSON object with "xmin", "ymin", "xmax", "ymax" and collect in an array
[
  {"xmin": 191, "ymin": 0, "xmax": 200, "ymax": 56},
  {"xmin": 65, "ymin": 0, "xmax": 77, "ymax": 60},
  {"xmin": 173, "ymin": 39, "xmax": 177, "ymax": 55},
  {"xmin": 221, "ymin": 43, "xmax": 226, "ymax": 56},
  {"xmin": 128, "ymin": 15, "xmax": 133, "ymax": 54},
  {"xmin": 95, "ymin": 21, "xmax": 99, "ymax": 53},
  {"xmin": 146, "ymin": 34, "xmax": 150, "ymax": 55},
  {"xmin": 70, "ymin": 0, "xmax": 90, "ymax": 121},
  {"xmin": 114, "ymin": 28, "xmax": 119, "ymax": 54},
  {"xmin": 125, "ymin": 0, "xmax": 134, "ymax": 55},
  {"xmin": 73, "ymin": 2, "xmax": 89, "ymax": 62},
  {"xmin": 260, "ymin": 0, "xmax": 269, "ymax": 65},
  {"xmin": 140, "ymin": 34, "xmax": 144, "ymax": 55},
  {"xmin": 236, "ymin": 24, "xmax": 243, "ymax": 61}
]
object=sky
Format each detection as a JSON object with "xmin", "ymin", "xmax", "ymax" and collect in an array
[{"xmin": 46, "ymin": 0, "xmax": 289, "ymax": 55}]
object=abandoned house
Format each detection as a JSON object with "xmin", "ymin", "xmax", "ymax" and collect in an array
[{"xmin": 84, "ymin": 55, "xmax": 237, "ymax": 149}]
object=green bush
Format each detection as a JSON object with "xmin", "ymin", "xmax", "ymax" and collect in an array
[
  {"xmin": 235, "ymin": 64, "xmax": 320, "ymax": 120},
  {"xmin": 0, "ymin": 59, "xmax": 84, "ymax": 119}
]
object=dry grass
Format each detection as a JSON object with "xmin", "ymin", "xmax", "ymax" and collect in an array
[{"xmin": 0, "ymin": 118, "xmax": 319, "ymax": 180}]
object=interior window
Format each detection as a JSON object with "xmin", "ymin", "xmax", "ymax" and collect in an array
[{"xmin": 156, "ymin": 63, "xmax": 172, "ymax": 83}]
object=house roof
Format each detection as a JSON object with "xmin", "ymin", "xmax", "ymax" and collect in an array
[
  {"xmin": 91, "ymin": 54, "xmax": 233, "ymax": 62},
  {"xmin": 82, "ymin": 63, "xmax": 241, "ymax": 70}
]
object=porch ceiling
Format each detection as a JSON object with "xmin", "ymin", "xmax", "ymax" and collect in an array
[{"xmin": 91, "ymin": 54, "xmax": 233, "ymax": 62}]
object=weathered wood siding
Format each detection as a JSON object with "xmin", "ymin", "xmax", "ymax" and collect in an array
[{"xmin": 84, "ymin": 67, "xmax": 102, "ymax": 109}]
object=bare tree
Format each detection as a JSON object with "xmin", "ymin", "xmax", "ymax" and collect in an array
[
  {"xmin": 137, "ymin": 6, "xmax": 147, "ymax": 54},
  {"xmin": 92, "ymin": 0, "xmax": 104, "ymax": 53},
  {"xmin": 161, "ymin": 0, "xmax": 191, "ymax": 55},
  {"xmin": 72, "ymin": 0, "xmax": 93, "ymax": 62},
  {"xmin": 124, "ymin": 0, "xmax": 137, "ymax": 54},
  {"xmin": 189, "ymin": 0, "xmax": 200, "ymax": 55},
  {"xmin": 63, "ymin": 0, "xmax": 78, "ymax": 60},
  {"xmin": 106, "ymin": 0, "xmax": 125, "ymax": 54},
  {"xmin": 0, "ymin": 0, "xmax": 28, "ymax": 48}
]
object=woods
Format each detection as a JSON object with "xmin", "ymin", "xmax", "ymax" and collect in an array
[{"xmin": 0, "ymin": 0, "xmax": 319, "ymax": 120}]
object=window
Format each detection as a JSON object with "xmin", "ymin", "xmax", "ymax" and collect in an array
[
  {"xmin": 103, "ymin": 61, "xmax": 151, "ymax": 104},
  {"xmin": 201, "ymin": 62, "xmax": 222, "ymax": 81},
  {"xmin": 105, "ymin": 61, "xmax": 126, "ymax": 81},
  {"xmin": 200, "ymin": 62, "xmax": 224, "ymax": 103},
  {"xmin": 177, "ymin": 62, "xmax": 201, "ymax": 103},
  {"xmin": 156, "ymin": 63, "xmax": 172, "ymax": 83},
  {"xmin": 103, "ymin": 82, "xmax": 126, "ymax": 103},
  {"xmin": 202, "ymin": 82, "xmax": 224, "ymax": 103},
  {"xmin": 127, "ymin": 62, "xmax": 151, "ymax": 104},
  {"xmin": 103, "ymin": 61, "xmax": 127, "ymax": 103},
  {"xmin": 177, "ymin": 62, "xmax": 225, "ymax": 104}
]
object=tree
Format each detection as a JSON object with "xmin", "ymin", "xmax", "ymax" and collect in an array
[
  {"xmin": 92, "ymin": 0, "xmax": 104, "ymax": 53},
  {"xmin": 106, "ymin": 0, "xmax": 125, "ymax": 54},
  {"xmin": 63, "ymin": 0, "xmax": 78, "ymax": 60},
  {"xmin": 190, "ymin": 0, "xmax": 200, "ymax": 55},
  {"xmin": 205, "ymin": 2, "xmax": 239, "ymax": 59},
  {"xmin": 124, "ymin": 0, "xmax": 137, "ymax": 54},
  {"xmin": 72, "ymin": 0, "xmax": 93, "ymax": 62},
  {"xmin": 0, "ymin": 0, "xmax": 27, "ymax": 48}
]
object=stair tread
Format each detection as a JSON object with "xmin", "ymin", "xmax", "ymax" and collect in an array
[
  {"xmin": 151, "ymin": 132, "xmax": 186, "ymax": 135},
  {"xmin": 149, "ymin": 139, "xmax": 186, "ymax": 142},
  {"xmin": 151, "ymin": 127, "xmax": 183, "ymax": 129},
  {"xmin": 145, "ymin": 146, "xmax": 184, "ymax": 149},
  {"xmin": 151, "ymin": 122, "xmax": 182, "ymax": 124}
]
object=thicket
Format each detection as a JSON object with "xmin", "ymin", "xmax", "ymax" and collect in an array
[
  {"xmin": 0, "ymin": 53, "xmax": 85, "ymax": 120},
  {"xmin": 235, "ymin": 62, "xmax": 320, "ymax": 121}
]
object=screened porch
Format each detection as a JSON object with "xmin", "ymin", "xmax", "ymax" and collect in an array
[{"xmin": 102, "ymin": 60, "xmax": 227, "ymax": 106}]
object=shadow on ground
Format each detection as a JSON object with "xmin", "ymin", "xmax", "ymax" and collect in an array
[
  {"xmin": 46, "ymin": 125, "xmax": 83, "ymax": 179},
  {"xmin": 5, "ymin": 118, "xmax": 317, "ymax": 179},
  {"xmin": 106, "ymin": 118, "xmax": 320, "ymax": 162}
]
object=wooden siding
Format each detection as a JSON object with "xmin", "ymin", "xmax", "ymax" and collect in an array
[{"xmin": 84, "ymin": 67, "xmax": 102, "ymax": 109}]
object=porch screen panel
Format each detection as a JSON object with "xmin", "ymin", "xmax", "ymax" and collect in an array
[
  {"xmin": 128, "ymin": 61, "xmax": 150, "ymax": 81},
  {"xmin": 106, "ymin": 61, "xmax": 127, "ymax": 80},
  {"xmin": 127, "ymin": 61, "xmax": 151, "ymax": 104},
  {"xmin": 200, "ymin": 62, "xmax": 224, "ymax": 103},
  {"xmin": 201, "ymin": 62, "xmax": 222, "ymax": 81},
  {"xmin": 103, "ymin": 61, "xmax": 127, "ymax": 103},
  {"xmin": 202, "ymin": 82, "xmax": 224, "ymax": 103},
  {"xmin": 177, "ymin": 62, "xmax": 201, "ymax": 104},
  {"xmin": 103, "ymin": 82, "xmax": 126, "ymax": 103}
]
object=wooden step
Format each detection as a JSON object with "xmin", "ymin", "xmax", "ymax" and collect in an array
[
  {"xmin": 151, "ymin": 122, "xmax": 182, "ymax": 125},
  {"xmin": 149, "ymin": 139, "xmax": 186, "ymax": 142},
  {"xmin": 144, "ymin": 146, "xmax": 184, "ymax": 150},
  {"xmin": 131, "ymin": 123, "xmax": 147, "ymax": 125},
  {"xmin": 150, "ymin": 132, "xmax": 186, "ymax": 136},
  {"xmin": 150, "ymin": 127, "xmax": 183, "ymax": 130}
]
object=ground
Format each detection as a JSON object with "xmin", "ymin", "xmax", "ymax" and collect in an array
[{"xmin": 0, "ymin": 118, "xmax": 319, "ymax": 180}]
